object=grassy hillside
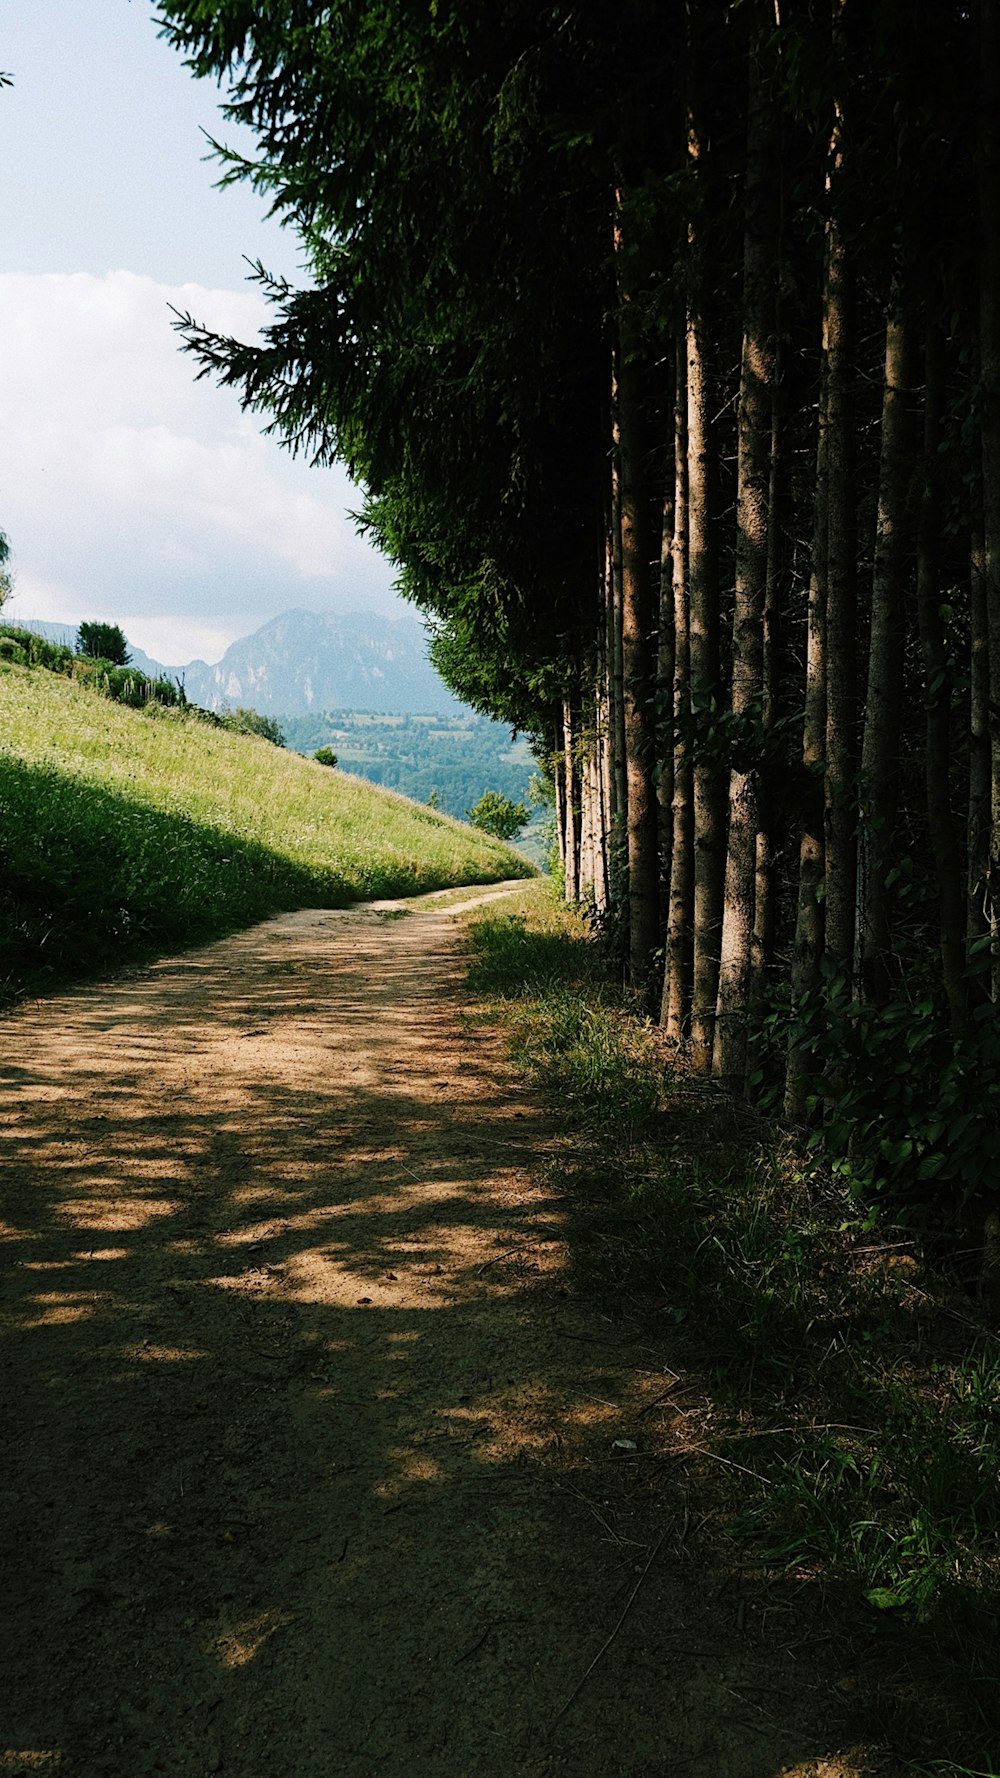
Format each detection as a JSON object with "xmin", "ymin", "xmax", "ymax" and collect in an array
[{"xmin": 0, "ymin": 663, "xmax": 533, "ymax": 1004}]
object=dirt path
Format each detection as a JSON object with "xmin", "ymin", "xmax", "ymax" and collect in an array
[{"xmin": 1, "ymin": 887, "xmax": 879, "ymax": 1778}]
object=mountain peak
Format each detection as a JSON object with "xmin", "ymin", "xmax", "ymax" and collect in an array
[{"xmin": 179, "ymin": 608, "xmax": 461, "ymax": 716}]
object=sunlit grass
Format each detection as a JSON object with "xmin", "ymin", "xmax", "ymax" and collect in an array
[{"xmin": 0, "ymin": 663, "xmax": 533, "ymax": 1002}]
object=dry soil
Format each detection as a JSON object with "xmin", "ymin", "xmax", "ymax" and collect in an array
[{"xmin": 1, "ymin": 885, "xmax": 891, "ymax": 1777}]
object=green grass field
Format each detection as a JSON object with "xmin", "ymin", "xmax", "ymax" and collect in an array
[{"xmin": 0, "ymin": 663, "xmax": 533, "ymax": 1003}]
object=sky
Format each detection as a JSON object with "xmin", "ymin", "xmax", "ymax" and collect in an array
[{"xmin": 0, "ymin": 0, "xmax": 404, "ymax": 665}]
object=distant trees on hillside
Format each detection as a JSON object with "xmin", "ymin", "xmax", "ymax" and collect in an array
[
  {"xmin": 76, "ymin": 623, "xmax": 130, "ymax": 666},
  {"xmin": 218, "ymin": 707, "xmax": 285, "ymax": 747},
  {"xmin": 468, "ymin": 790, "xmax": 529, "ymax": 842}
]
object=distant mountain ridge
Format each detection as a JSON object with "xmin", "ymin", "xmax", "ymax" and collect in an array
[{"xmin": 14, "ymin": 609, "xmax": 464, "ymax": 716}]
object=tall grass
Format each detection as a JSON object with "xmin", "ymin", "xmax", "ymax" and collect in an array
[
  {"xmin": 0, "ymin": 663, "xmax": 532, "ymax": 1002},
  {"xmin": 466, "ymin": 885, "xmax": 1000, "ymax": 1769}
]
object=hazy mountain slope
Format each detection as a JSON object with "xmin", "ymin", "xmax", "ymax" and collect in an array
[
  {"xmin": 180, "ymin": 610, "xmax": 462, "ymax": 715},
  {"xmin": 15, "ymin": 609, "xmax": 462, "ymax": 716}
]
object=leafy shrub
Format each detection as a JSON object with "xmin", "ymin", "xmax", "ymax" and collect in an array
[
  {"xmin": 0, "ymin": 626, "xmax": 74, "ymax": 672},
  {"xmin": 70, "ymin": 657, "xmax": 181, "ymax": 709},
  {"xmin": 467, "ymin": 787, "xmax": 529, "ymax": 839},
  {"xmin": 754, "ymin": 966, "xmax": 1000, "ymax": 1221},
  {"xmin": 313, "ymin": 745, "xmax": 338, "ymax": 767},
  {"xmin": 219, "ymin": 706, "xmax": 285, "ymax": 746},
  {"xmin": 0, "ymin": 638, "xmax": 26, "ymax": 665}
]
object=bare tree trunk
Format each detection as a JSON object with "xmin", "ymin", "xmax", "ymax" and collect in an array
[
  {"xmin": 578, "ymin": 727, "xmax": 595, "ymax": 904},
  {"xmin": 590, "ymin": 734, "xmax": 609, "ymax": 914},
  {"xmin": 714, "ymin": 19, "xmax": 776, "ymax": 1088},
  {"xmin": 785, "ymin": 292, "xmax": 830, "ymax": 1120},
  {"xmin": 917, "ymin": 328, "xmax": 967, "ymax": 1033},
  {"xmin": 686, "ymin": 17, "xmax": 724, "ymax": 1071},
  {"xmin": 610, "ymin": 374, "xmax": 628, "ymax": 843},
  {"xmin": 663, "ymin": 337, "xmax": 692, "ymax": 1040},
  {"xmin": 822, "ymin": 93, "xmax": 857, "ymax": 982},
  {"xmin": 591, "ymin": 542, "xmax": 611, "ymax": 915},
  {"xmin": 657, "ymin": 425, "xmax": 676, "ymax": 929},
  {"xmin": 554, "ymin": 720, "xmax": 566, "ymax": 885},
  {"xmin": 787, "ymin": 5, "xmax": 852, "ymax": 1118},
  {"xmin": 619, "ymin": 332, "xmax": 661, "ymax": 1000},
  {"xmin": 597, "ymin": 522, "xmax": 615, "ymax": 842},
  {"xmin": 562, "ymin": 699, "xmax": 579, "ymax": 904},
  {"xmin": 969, "ymin": 496, "xmax": 991, "ymax": 968},
  {"xmin": 751, "ymin": 353, "xmax": 782, "ymax": 996},
  {"xmin": 859, "ymin": 306, "xmax": 914, "ymax": 1004},
  {"xmin": 981, "ymin": 0, "xmax": 1000, "ymax": 998}
]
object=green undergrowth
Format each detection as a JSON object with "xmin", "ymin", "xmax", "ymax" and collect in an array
[
  {"xmin": 0, "ymin": 661, "xmax": 532, "ymax": 1004},
  {"xmin": 466, "ymin": 885, "xmax": 1000, "ymax": 1768}
]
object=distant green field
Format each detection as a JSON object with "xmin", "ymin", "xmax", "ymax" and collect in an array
[{"xmin": 0, "ymin": 664, "xmax": 533, "ymax": 1004}]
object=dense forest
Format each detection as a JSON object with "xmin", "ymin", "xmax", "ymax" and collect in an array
[{"xmin": 155, "ymin": 0, "xmax": 1000, "ymax": 1233}]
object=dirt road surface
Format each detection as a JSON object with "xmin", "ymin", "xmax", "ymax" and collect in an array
[{"xmin": 1, "ymin": 886, "xmax": 882, "ymax": 1777}]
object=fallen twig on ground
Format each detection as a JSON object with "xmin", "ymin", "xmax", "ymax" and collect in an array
[{"xmin": 545, "ymin": 1528, "xmax": 668, "ymax": 1732}]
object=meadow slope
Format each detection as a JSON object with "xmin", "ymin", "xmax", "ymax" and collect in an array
[{"xmin": 0, "ymin": 663, "xmax": 533, "ymax": 1002}]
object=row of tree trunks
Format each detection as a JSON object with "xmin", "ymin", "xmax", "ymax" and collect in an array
[{"xmin": 553, "ymin": 0, "xmax": 1000, "ymax": 1128}]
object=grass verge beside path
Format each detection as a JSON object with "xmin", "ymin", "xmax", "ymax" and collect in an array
[
  {"xmin": 0, "ymin": 663, "xmax": 532, "ymax": 1005},
  {"xmin": 465, "ymin": 882, "xmax": 1000, "ymax": 1774}
]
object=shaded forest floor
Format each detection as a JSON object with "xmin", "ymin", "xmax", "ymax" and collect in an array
[{"xmin": 0, "ymin": 884, "xmax": 982, "ymax": 1776}]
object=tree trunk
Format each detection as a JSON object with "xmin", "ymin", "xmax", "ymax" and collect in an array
[
  {"xmin": 591, "ymin": 540, "xmax": 611, "ymax": 915},
  {"xmin": 562, "ymin": 699, "xmax": 579, "ymax": 904},
  {"xmin": 686, "ymin": 20, "xmax": 724, "ymax": 1072},
  {"xmin": 610, "ymin": 373, "xmax": 628, "ymax": 845},
  {"xmin": 969, "ymin": 497, "xmax": 991, "ymax": 969},
  {"xmin": 981, "ymin": 0, "xmax": 1000, "ymax": 997},
  {"xmin": 751, "ymin": 354, "xmax": 782, "ymax": 997},
  {"xmin": 657, "ymin": 414, "xmax": 676, "ymax": 931},
  {"xmin": 554, "ymin": 719, "xmax": 566, "ymax": 885},
  {"xmin": 714, "ymin": 20, "xmax": 776, "ymax": 1088},
  {"xmin": 822, "ymin": 92, "xmax": 857, "ymax": 982},
  {"xmin": 663, "ymin": 336, "xmax": 692, "ymax": 1041},
  {"xmin": 785, "ymin": 287, "xmax": 830, "ymax": 1120},
  {"xmin": 917, "ymin": 327, "xmax": 966, "ymax": 1033},
  {"xmin": 618, "ymin": 333, "xmax": 661, "ymax": 1000},
  {"xmin": 590, "ymin": 735, "xmax": 609, "ymax": 914},
  {"xmin": 602, "ymin": 529, "xmax": 617, "ymax": 844},
  {"xmin": 578, "ymin": 726, "xmax": 595, "ymax": 903},
  {"xmin": 859, "ymin": 306, "xmax": 914, "ymax": 1004}
]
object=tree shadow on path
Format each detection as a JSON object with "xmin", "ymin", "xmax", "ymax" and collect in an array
[{"xmin": 0, "ymin": 891, "xmax": 896, "ymax": 1777}]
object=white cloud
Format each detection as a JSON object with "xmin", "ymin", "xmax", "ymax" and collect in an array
[
  {"xmin": 3, "ymin": 572, "xmax": 81, "ymax": 629},
  {"xmin": 119, "ymin": 614, "xmax": 243, "ymax": 668},
  {"xmin": 0, "ymin": 270, "xmax": 399, "ymax": 659}
]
